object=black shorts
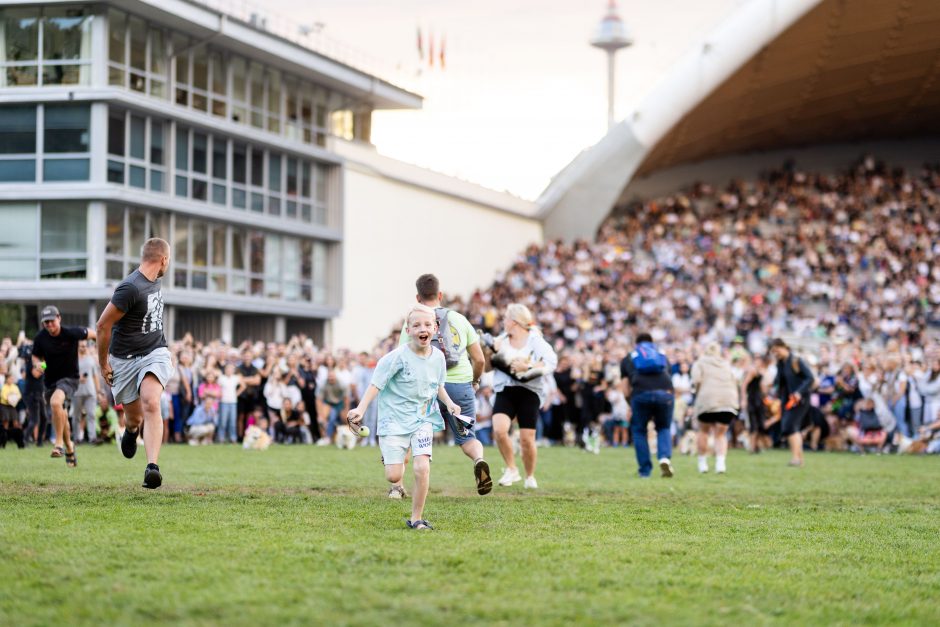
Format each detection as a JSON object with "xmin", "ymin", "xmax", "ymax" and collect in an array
[
  {"xmin": 698, "ymin": 411, "xmax": 736, "ymax": 425},
  {"xmin": 43, "ymin": 378, "xmax": 79, "ymax": 406},
  {"xmin": 493, "ymin": 386, "xmax": 541, "ymax": 430}
]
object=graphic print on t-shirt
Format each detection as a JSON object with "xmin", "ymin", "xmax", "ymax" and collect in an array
[{"xmin": 142, "ymin": 291, "xmax": 164, "ymax": 334}]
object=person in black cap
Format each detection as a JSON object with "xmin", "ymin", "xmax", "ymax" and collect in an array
[
  {"xmin": 31, "ymin": 305, "xmax": 96, "ymax": 467},
  {"xmin": 770, "ymin": 338, "xmax": 816, "ymax": 467}
]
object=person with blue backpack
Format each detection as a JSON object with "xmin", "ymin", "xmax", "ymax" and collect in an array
[{"xmin": 620, "ymin": 333, "xmax": 675, "ymax": 478}]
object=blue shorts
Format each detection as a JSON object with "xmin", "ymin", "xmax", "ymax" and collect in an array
[{"xmin": 440, "ymin": 382, "xmax": 477, "ymax": 446}]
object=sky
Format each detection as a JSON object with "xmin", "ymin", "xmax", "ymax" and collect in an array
[{"xmin": 263, "ymin": 0, "xmax": 745, "ymax": 200}]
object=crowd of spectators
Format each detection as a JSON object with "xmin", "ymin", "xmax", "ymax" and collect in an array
[{"xmin": 1, "ymin": 157, "xmax": 938, "ymax": 455}]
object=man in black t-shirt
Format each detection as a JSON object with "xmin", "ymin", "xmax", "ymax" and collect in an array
[
  {"xmin": 31, "ymin": 305, "xmax": 96, "ymax": 467},
  {"xmin": 97, "ymin": 238, "xmax": 174, "ymax": 489},
  {"xmin": 620, "ymin": 332, "xmax": 675, "ymax": 479}
]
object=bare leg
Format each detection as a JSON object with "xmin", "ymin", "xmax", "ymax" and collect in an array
[
  {"xmin": 713, "ymin": 424, "xmax": 729, "ymax": 457},
  {"xmin": 788, "ymin": 432, "xmax": 804, "ymax": 465},
  {"xmin": 697, "ymin": 423, "xmax": 712, "ymax": 456},
  {"xmin": 137, "ymin": 376, "xmax": 165, "ymax": 464},
  {"xmin": 50, "ymin": 389, "xmax": 73, "ymax": 454},
  {"xmin": 384, "ymin": 463, "xmax": 404, "ymax": 485},
  {"xmin": 492, "ymin": 413, "xmax": 515, "ymax": 470},
  {"xmin": 410, "ymin": 455, "xmax": 430, "ymax": 523},
  {"xmin": 460, "ymin": 438, "xmax": 484, "ymax": 463},
  {"xmin": 519, "ymin": 428, "xmax": 537, "ymax": 478}
]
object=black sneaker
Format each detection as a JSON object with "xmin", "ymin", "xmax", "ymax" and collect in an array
[
  {"xmin": 142, "ymin": 463, "xmax": 162, "ymax": 489},
  {"xmin": 474, "ymin": 460, "xmax": 493, "ymax": 496},
  {"xmin": 121, "ymin": 429, "xmax": 138, "ymax": 459}
]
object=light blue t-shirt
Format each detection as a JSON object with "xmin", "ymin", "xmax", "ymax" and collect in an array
[{"xmin": 372, "ymin": 344, "xmax": 446, "ymax": 436}]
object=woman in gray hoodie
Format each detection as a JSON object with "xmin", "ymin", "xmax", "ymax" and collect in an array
[{"xmin": 691, "ymin": 343, "xmax": 740, "ymax": 474}]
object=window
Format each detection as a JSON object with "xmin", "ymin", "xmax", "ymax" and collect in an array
[
  {"xmin": 40, "ymin": 202, "xmax": 87, "ymax": 278},
  {"xmin": 107, "ymin": 108, "xmax": 166, "ymax": 192},
  {"xmin": 173, "ymin": 125, "xmax": 207, "ymax": 201},
  {"xmin": 43, "ymin": 104, "xmax": 89, "ymax": 181},
  {"xmin": 107, "ymin": 8, "xmax": 167, "ymax": 97},
  {"xmin": 0, "ymin": 104, "xmax": 89, "ymax": 182},
  {"xmin": 0, "ymin": 203, "xmax": 39, "ymax": 279},
  {"xmin": 0, "ymin": 105, "xmax": 36, "ymax": 182},
  {"xmin": 268, "ymin": 152, "xmax": 281, "ymax": 216},
  {"xmin": 0, "ymin": 202, "xmax": 87, "ymax": 279},
  {"xmin": 0, "ymin": 6, "xmax": 92, "ymax": 87},
  {"xmin": 105, "ymin": 206, "xmax": 170, "ymax": 280},
  {"xmin": 211, "ymin": 136, "xmax": 227, "ymax": 205}
]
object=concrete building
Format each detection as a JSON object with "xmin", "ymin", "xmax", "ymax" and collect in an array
[{"xmin": 0, "ymin": 0, "xmax": 541, "ymax": 347}]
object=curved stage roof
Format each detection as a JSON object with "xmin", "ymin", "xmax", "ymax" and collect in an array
[{"xmin": 539, "ymin": 0, "xmax": 940, "ymax": 239}]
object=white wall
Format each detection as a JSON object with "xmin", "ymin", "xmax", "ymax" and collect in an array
[{"xmin": 331, "ymin": 141, "xmax": 542, "ymax": 350}]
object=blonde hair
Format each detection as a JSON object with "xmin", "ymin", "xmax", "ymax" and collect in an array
[
  {"xmin": 704, "ymin": 342, "xmax": 721, "ymax": 358},
  {"xmin": 505, "ymin": 303, "xmax": 540, "ymax": 335},
  {"xmin": 406, "ymin": 303, "xmax": 437, "ymax": 325}
]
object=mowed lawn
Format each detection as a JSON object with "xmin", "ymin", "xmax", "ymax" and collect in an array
[{"xmin": 1, "ymin": 443, "xmax": 938, "ymax": 626}]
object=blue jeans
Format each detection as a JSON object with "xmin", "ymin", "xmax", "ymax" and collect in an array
[
  {"xmin": 890, "ymin": 398, "xmax": 908, "ymax": 437},
  {"xmin": 475, "ymin": 425, "xmax": 493, "ymax": 445},
  {"xmin": 630, "ymin": 390, "xmax": 674, "ymax": 477},
  {"xmin": 218, "ymin": 402, "xmax": 237, "ymax": 442},
  {"xmin": 326, "ymin": 402, "xmax": 344, "ymax": 438},
  {"xmin": 440, "ymin": 382, "xmax": 477, "ymax": 446}
]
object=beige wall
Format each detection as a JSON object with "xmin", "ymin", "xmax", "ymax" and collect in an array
[{"xmin": 331, "ymin": 142, "xmax": 542, "ymax": 350}]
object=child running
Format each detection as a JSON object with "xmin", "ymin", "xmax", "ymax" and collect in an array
[{"xmin": 347, "ymin": 304, "xmax": 461, "ymax": 531}]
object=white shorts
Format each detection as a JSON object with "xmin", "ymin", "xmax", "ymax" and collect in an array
[{"xmin": 380, "ymin": 423, "xmax": 433, "ymax": 465}]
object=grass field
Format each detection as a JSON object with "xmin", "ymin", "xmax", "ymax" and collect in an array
[{"xmin": 1, "ymin": 443, "xmax": 938, "ymax": 626}]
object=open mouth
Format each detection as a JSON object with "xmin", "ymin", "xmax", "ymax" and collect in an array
[{"xmin": 417, "ymin": 332, "xmax": 431, "ymax": 342}]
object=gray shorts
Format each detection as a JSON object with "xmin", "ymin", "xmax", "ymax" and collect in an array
[{"xmin": 109, "ymin": 347, "xmax": 173, "ymax": 406}]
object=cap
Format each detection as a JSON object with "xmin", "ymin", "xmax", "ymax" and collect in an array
[{"xmin": 40, "ymin": 305, "xmax": 60, "ymax": 322}]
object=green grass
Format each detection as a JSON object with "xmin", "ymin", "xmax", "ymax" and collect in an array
[{"xmin": 1, "ymin": 443, "xmax": 938, "ymax": 626}]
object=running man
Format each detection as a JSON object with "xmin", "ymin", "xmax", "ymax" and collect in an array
[
  {"xmin": 31, "ymin": 305, "xmax": 96, "ymax": 467},
  {"xmin": 96, "ymin": 238, "xmax": 175, "ymax": 489},
  {"xmin": 348, "ymin": 304, "xmax": 462, "ymax": 531},
  {"xmin": 400, "ymin": 274, "xmax": 492, "ymax": 495}
]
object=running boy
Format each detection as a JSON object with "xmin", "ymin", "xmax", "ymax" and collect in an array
[{"xmin": 347, "ymin": 304, "xmax": 461, "ymax": 531}]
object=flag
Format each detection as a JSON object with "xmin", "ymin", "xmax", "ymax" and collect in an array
[
  {"xmin": 416, "ymin": 26, "xmax": 424, "ymax": 61},
  {"xmin": 440, "ymin": 34, "xmax": 446, "ymax": 70}
]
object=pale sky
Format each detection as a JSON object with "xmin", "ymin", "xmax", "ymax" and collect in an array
[{"xmin": 264, "ymin": 0, "xmax": 745, "ymax": 200}]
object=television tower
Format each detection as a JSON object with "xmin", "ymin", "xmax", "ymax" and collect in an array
[{"xmin": 591, "ymin": 1, "xmax": 633, "ymax": 129}]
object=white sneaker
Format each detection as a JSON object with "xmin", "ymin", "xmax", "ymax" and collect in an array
[
  {"xmin": 698, "ymin": 458, "xmax": 709, "ymax": 474},
  {"xmin": 387, "ymin": 485, "xmax": 406, "ymax": 499},
  {"xmin": 659, "ymin": 458, "xmax": 674, "ymax": 478},
  {"xmin": 715, "ymin": 459, "xmax": 727, "ymax": 474},
  {"xmin": 498, "ymin": 468, "xmax": 521, "ymax": 486},
  {"xmin": 524, "ymin": 476, "xmax": 538, "ymax": 489}
]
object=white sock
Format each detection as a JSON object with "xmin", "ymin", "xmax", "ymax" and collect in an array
[
  {"xmin": 716, "ymin": 455, "xmax": 726, "ymax": 471},
  {"xmin": 698, "ymin": 455, "xmax": 708, "ymax": 471}
]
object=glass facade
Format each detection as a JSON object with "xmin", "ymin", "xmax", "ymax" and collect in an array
[
  {"xmin": 107, "ymin": 8, "xmax": 337, "ymax": 148},
  {"xmin": 0, "ymin": 6, "xmax": 93, "ymax": 87},
  {"xmin": 107, "ymin": 107, "xmax": 333, "ymax": 225},
  {"xmin": 0, "ymin": 5, "xmax": 348, "ymax": 318},
  {"xmin": 0, "ymin": 103, "xmax": 90, "ymax": 182},
  {"xmin": 105, "ymin": 205, "xmax": 332, "ymax": 305},
  {"xmin": 0, "ymin": 202, "xmax": 87, "ymax": 279}
]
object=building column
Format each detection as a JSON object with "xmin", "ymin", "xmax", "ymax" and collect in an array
[
  {"xmin": 274, "ymin": 316, "xmax": 286, "ymax": 343},
  {"xmin": 87, "ymin": 301, "xmax": 98, "ymax": 328},
  {"xmin": 221, "ymin": 311, "xmax": 234, "ymax": 345},
  {"xmin": 164, "ymin": 305, "xmax": 176, "ymax": 344},
  {"xmin": 86, "ymin": 201, "xmax": 106, "ymax": 284}
]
